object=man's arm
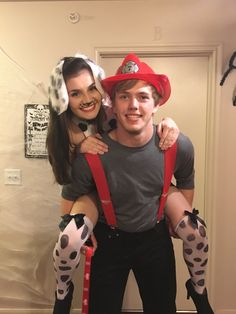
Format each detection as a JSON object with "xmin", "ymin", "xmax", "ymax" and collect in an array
[{"xmin": 174, "ymin": 133, "xmax": 195, "ymax": 192}]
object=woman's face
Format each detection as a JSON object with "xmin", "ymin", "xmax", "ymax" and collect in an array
[{"xmin": 66, "ymin": 69, "xmax": 102, "ymax": 120}]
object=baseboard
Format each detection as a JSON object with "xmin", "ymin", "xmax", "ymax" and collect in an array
[
  {"xmin": 0, "ymin": 309, "xmax": 235, "ymax": 314},
  {"xmin": 0, "ymin": 310, "xmax": 195, "ymax": 314},
  {"xmin": 0, "ymin": 310, "xmax": 196, "ymax": 314}
]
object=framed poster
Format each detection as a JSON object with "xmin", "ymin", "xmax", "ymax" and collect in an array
[{"xmin": 24, "ymin": 104, "xmax": 49, "ymax": 158}]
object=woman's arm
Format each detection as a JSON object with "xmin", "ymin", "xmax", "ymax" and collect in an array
[
  {"xmin": 60, "ymin": 197, "xmax": 74, "ymax": 215},
  {"xmin": 157, "ymin": 117, "xmax": 180, "ymax": 150}
]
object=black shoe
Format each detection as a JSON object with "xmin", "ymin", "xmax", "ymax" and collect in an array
[
  {"xmin": 53, "ymin": 282, "xmax": 74, "ymax": 314},
  {"xmin": 186, "ymin": 279, "xmax": 214, "ymax": 314}
]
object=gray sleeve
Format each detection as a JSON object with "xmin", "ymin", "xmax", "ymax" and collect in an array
[
  {"xmin": 174, "ymin": 133, "xmax": 195, "ymax": 190},
  {"xmin": 61, "ymin": 155, "xmax": 96, "ymax": 201}
]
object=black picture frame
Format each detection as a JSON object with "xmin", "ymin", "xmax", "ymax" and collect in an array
[{"xmin": 24, "ymin": 104, "xmax": 49, "ymax": 158}]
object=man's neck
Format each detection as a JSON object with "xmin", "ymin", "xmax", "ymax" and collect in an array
[{"xmin": 109, "ymin": 124, "xmax": 154, "ymax": 147}]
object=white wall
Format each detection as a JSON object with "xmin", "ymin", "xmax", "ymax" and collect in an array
[{"xmin": 0, "ymin": 0, "xmax": 236, "ymax": 313}]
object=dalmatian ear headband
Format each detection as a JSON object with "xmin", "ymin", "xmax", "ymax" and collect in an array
[{"xmin": 48, "ymin": 54, "xmax": 106, "ymax": 115}]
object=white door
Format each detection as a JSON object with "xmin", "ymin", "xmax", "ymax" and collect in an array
[{"xmin": 98, "ymin": 50, "xmax": 210, "ymax": 312}]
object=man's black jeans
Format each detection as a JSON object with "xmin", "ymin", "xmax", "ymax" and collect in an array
[{"xmin": 89, "ymin": 220, "xmax": 176, "ymax": 314}]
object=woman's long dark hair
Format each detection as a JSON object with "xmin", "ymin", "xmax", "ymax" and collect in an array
[{"xmin": 46, "ymin": 57, "xmax": 106, "ymax": 185}]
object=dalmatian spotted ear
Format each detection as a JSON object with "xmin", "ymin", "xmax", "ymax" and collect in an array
[{"xmin": 48, "ymin": 59, "xmax": 69, "ymax": 115}]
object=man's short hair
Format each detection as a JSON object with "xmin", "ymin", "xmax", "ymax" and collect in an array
[{"xmin": 111, "ymin": 79, "xmax": 162, "ymax": 106}]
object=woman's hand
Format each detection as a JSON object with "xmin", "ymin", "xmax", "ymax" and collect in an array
[
  {"xmin": 157, "ymin": 117, "xmax": 180, "ymax": 150},
  {"xmin": 79, "ymin": 134, "xmax": 108, "ymax": 155}
]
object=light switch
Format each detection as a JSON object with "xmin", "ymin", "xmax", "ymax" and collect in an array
[{"xmin": 4, "ymin": 169, "xmax": 22, "ymax": 185}]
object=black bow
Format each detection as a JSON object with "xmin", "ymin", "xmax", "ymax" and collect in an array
[
  {"xmin": 184, "ymin": 208, "xmax": 206, "ymax": 229},
  {"xmin": 59, "ymin": 213, "xmax": 85, "ymax": 231}
]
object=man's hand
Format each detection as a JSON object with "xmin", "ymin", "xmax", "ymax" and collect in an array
[
  {"xmin": 81, "ymin": 233, "xmax": 98, "ymax": 256},
  {"xmin": 165, "ymin": 216, "xmax": 179, "ymax": 238},
  {"xmin": 79, "ymin": 134, "xmax": 108, "ymax": 155},
  {"xmin": 157, "ymin": 117, "xmax": 180, "ymax": 150}
]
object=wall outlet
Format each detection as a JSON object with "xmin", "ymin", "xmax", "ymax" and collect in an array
[{"xmin": 4, "ymin": 169, "xmax": 22, "ymax": 185}]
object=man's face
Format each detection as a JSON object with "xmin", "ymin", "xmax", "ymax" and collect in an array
[{"xmin": 113, "ymin": 80, "xmax": 159, "ymax": 135}]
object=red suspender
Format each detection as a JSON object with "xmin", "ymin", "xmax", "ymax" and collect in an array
[
  {"xmin": 157, "ymin": 142, "xmax": 177, "ymax": 221},
  {"xmin": 84, "ymin": 153, "xmax": 117, "ymax": 228}
]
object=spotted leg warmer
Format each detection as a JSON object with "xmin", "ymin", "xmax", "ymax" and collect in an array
[
  {"xmin": 53, "ymin": 214, "xmax": 93, "ymax": 300},
  {"xmin": 175, "ymin": 209, "xmax": 209, "ymax": 294}
]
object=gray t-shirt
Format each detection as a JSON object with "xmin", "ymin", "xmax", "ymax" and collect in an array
[{"xmin": 62, "ymin": 126, "xmax": 194, "ymax": 232}]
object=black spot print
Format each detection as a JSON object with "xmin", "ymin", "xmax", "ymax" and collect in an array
[
  {"xmin": 184, "ymin": 248, "xmax": 193, "ymax": 255},
  {"xmin": 61, "ymin": 275, "xmax": 70, "ymax": 282},
  {"xmin": 59, "ymin": 266, "xmax": 71, "ymax": 271},
  {"xmin": 197, "ymin": 279, "xmax": 205, "ymax": 286},
  {"xmin": 58, "ymin": 289, "xmax": 64, "ymax": 295},
  {"xmin": 76, "ymin": 261, "xmax": 80, "ymax": 269},
  {"xmin": 187, "ymin": 234, "xmax": 196, "ymax": 241},
  {"xmin": 179, "ymin": 220, "xmax": 186, "ymax": 229},
  {"xmin": 81, "ymin": 225, "xmax": 89, "ymax": 240},
  {"xmin": 193, "ymin": 257, "xmax": 202, "ymax": 262},
  {"xmin": 54, "ymin": 89, "xmax": 59, "ymax": 100},
  {"xmin": 51, "ymin": 75, "xmax": 56, "ymax": 87},
  {"xmin": 61, "ymin": 260, "xmax": 67, "ymax": 264},
  {"xmin": 201, "ymin": 259, "xmax": 208, "ymax": 267},
  {"xmin": 196, "ymin": 242, "xmax": 204, "ymax": 250},
  {"xmin": 55, "ymin": 249, "xmax": 59, "ymax": 256},
  {"xmin": 204, "ymin": 244, "xmax": 209, "ymax": 252},
  {"xmin": 70, "ymin": 251, "xmax": 77, "ymax": 260},
  {"xmin": 57, "ymin": 78, "xmax": 62, "ymax": 89},
  {"xmin": 55, "ymin": 67, "xmax": 62, "ymax": 75},
  {"xmin": 185, "ymin": 259, "xmax": 194, "ymax": 267},
  {"xmin": 60, "ymin": 235, "xmax": 69, "ymax": 249},
  {"xmin": 195, "ymin": 270, "xmax": 205, "ymax": 275},
  {"xmin": 199, "ymin": 225, "xmax": 206, "ymax": 237}
]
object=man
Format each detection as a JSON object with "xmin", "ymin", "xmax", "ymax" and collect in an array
[{"xmin": 62, "ymin": 53, "xmax": 194, "ymax": 314}]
